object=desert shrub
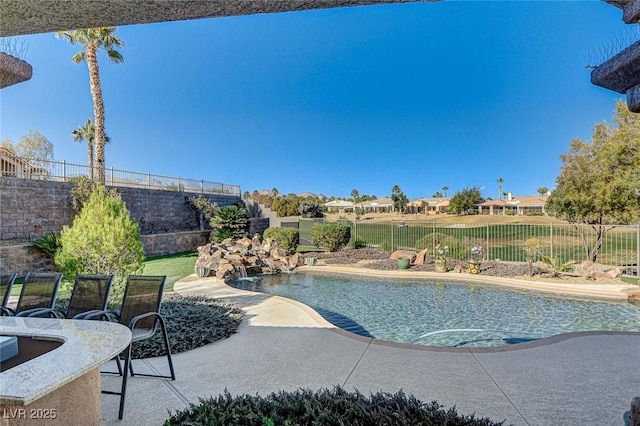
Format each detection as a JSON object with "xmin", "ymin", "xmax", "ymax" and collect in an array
[
  {"xmin": 350, "ymin": 238, "xmax": 368, "ymax": 249},
  {"xmin": 55, "ymin": 186, "xmax": 144, "ymax": 301},
  {"xmin": 131, "ymin": 294, "xmax": 243, "ymax": 359},
  {"xmin": 68, "ymin": 176, "xmax": 98, "ymax": 213},
  {"xmin": 210, "ymin": 204, "xmax": 248, "ymax": 243},
  {"xmin": 263, "ymin": 227, "xmax": 299, "ymax": 254},
  {"xmin": 164, "ymin": 386, "xmax": 504, "ymax": 426},
  {"xmin": 187, "ymin": 195, "xmax": 218, "ymax": 230},
  {"xmin": 415, "ymin": 233, "xmax": 470, "ymax": 259},
  {"xmin": 311, "ymin": 223, "xmax": 351, "ymax": 252}
]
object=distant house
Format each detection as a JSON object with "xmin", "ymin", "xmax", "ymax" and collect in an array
[
  {"xmin": 356, "ymin": 197, "xmax": 394, "ymax": 213},
  {"xmin": 407, "ymin": 198, "xmax": 450, "ymax": 214},
  {"xmin": 478, "ymin": 193, "xmax": 548, "ymax": 216},
  {"xmin": 0, "ymin": 147, "xmax": 48, "ymax": 179},
  {"xmin": 323, "ymin": 199, "xmax": 355, "ymax": 213}
]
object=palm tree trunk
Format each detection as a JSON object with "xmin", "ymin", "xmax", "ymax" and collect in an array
[
  {"xmin": 88, "ymin": 141, "xmax": 94, "ymax": 181},
  {"xmin": 86, "ymin": 44, "xmax": 106, "ymax": 185}
]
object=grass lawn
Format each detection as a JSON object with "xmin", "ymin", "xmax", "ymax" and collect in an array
[{"xmin": 142, "ymin": 251, "xmax": 198, "ymax": 293}]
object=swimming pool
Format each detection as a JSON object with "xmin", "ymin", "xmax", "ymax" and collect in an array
[{"xmin": 228, "ymin": 271, "xmax": 640, "ymax": 347}]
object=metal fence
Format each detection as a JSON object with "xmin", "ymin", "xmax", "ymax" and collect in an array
[
  {"xmin": 0, "ymin": 155, "xmax": 241, "ymax": 195},
  {"xmin": 300, "ymin": 218, "xmax": 640, "ymax": 277}
]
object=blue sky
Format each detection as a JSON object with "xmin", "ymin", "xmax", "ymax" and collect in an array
[{"xmin": 0, "ymin": 1, "xmax": 634, "ymax": 200}]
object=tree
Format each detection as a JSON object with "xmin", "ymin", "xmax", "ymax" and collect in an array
[
  {"xmin": 497, "ymin": 178, "xmax": 504, "ymax": 200},
  {"xmin": 547, "ymin": 100, "xmax": 640, "ymax": 261},
  {"xmin": 1, "ymin": 130, "xmax": 54, "ymax": 171},
  {"xmin": 391, "ymin": 185, "xmax": 408, "ymax": 214},
  {"xmin": 56, "ymin": 28, "xmax": 124, "ymax": 184},
  {"xmin": 55, "ymin": 185, "xmax": 144, "ymax": 302},
  {"xmin": 351, "ymin": 189, "xmax": 360, "ymax": 203},
  {"xmin": 432, "ymin": 191, "xmax": 443, "ymax": 198},
  {"xmin": 449, "ymin": 186, "xmax": 483, "ymax": 214},
  {"xmin": 442, "ymin": 186, "xmax": 449, "ymax": 198},
  {"xmin": 537, "ymin": 187, "xmax": 550, "ymax": 195},
  {"xmin": 72, "ymin": 118, "xmax": 110, "ymax": 181}
]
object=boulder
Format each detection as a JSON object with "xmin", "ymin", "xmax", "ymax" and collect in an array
[
  {"xmin": 389, "ymin": 250, "xmax": 416, "ymax": 263},
  {"xmin": 413, "ymin": 248, "xmax": 429, "ymax": 265},
  {"xmin": 288, "ymin": 252, "xmax": 305, "ymax": 268}
]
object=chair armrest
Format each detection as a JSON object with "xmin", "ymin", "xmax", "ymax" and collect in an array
[
  {"xmin": 73, "ymin": 309, "xmax": 108, "ymax": 320},
  {"xmin": 16, "ymin": 308, "xmax": 63, "ymax": 318},
  {"xmin": 0, "ymin": 307, "xmax": 16, "ymax": 316},
  {"xmin": 83, "ymin": 310, "xmax": 119, "ymax": 322},
  {"xmin": 128, "ymin": 311, "xmax": 161, "ymax": 330}
]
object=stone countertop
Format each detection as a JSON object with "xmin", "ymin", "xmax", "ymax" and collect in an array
[{"xmin": 0, "ymin": 317, "xmax": 131, "ymax": 405}]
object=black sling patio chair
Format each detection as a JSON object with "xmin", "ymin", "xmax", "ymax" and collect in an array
[
  {"xmin": 1, "ymin": 272, "xmax": 62, "ymax": 317},
  {"xmin": 24, "ymin": 274, "xmax": 113, "ymax": 319},
  {"xmin": 86, "ymin": 275, "xmax": 175, "ymax": 419},
  {"xmin": 0, "ymin": 273, "xmax": 17, "ymax": 315}
]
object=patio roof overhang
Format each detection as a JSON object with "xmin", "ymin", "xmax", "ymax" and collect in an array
[{"xmin": 0, "ymin": 0, "xmax": 426, "ymax": 37}]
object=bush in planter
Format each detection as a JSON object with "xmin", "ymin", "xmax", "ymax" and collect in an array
[
  {"xmin": 164, "ymin": 386, "xmax": 504, "ymax": 425},
  {"xmin": 311, "ymin": 222, "xmax": 351, "ymax": 252},
  {"xmin": 263, "ymin": 227, "xmax": 299, "ymax": 254}
]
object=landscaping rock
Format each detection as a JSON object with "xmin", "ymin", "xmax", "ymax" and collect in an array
[
  {"xmin": 196, "ymin": 234, "xmax": 301, "ymax": 280},
  {"xmin": 414, "ymin": 248, "xmax": 429, "ymax": 265},
  {"xmin": 390, "ymin": 250, "xmax": 416, "ymax": 262}
]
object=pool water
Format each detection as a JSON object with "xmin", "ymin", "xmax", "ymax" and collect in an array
[{"xmin": 228, "ymin": 271, "xmax": 640, "ymax": 347}]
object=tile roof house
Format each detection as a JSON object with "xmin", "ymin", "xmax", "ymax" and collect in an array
[{"xmin": 478, "ymin": 193, "xmax": 549, "ymax": 216}]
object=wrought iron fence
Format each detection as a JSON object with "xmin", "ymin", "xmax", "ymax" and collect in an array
[
  {"xmin": 0, "ymin": 154, "xmax": 241, "ymax": 195},
  {"xmin": 299, "ymin": 218, "xmax": 640, "ymax": 277}
]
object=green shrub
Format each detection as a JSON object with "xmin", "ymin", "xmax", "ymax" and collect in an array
[
  {"xmin": 415, "ymin": 233, "xmax": 470, "ymax": 259},
  {"xmin": 68, "ymin": 176, "xmax": 98, "ymax": 214},
  {"xmin": 31, "ymin": 232, "xmax": 61, "ymax": 257},
  {"xmin": 164, "ymin": 386, "xmax": 504, "ymax": 426},
  {"xmin": 55, "ymin": 186, "xmax": 144, "ymax": 301},
  {"xmin": 210, "ymin": 204, "xmax": 248, "ymax": 243},
  {"xmin": 311, "ymin": 222, "xmax": 351, "ymax": 252},
  {"xmin": 263, "ymin": 227, "xmax": 299, "ymax": 254},
  {"xmin": 351, "ymin": 238, "xmax": 368, "ymax": 249}
]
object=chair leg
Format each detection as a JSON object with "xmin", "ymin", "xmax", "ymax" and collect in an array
[
  {"xmin": 118, "ymin": 344, "xmax": 132, "ymax": 420},
  {"xmin": 129, "ymin": 317, "xmax": 176, "ymax": 380},
  {"xmin": 158, "ymin": 316, "xmax": 176, "ymax": 380}
]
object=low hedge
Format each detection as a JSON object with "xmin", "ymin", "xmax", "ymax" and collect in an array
[
  {"xmin": 310, "ymin": 222, "xmax": 351, "ymax": 252},
  {"xmin": 164, "ymin": 386, "xmax": 504, "ymax": 425},
  {"xmin": 263, "ymin": 227, "xmax": 300, "ymax": 254}
]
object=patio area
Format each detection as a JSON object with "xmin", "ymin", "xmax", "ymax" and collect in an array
[{"xmin": 100, "ymin": 273, "xmax": 639, "ymax": 425}]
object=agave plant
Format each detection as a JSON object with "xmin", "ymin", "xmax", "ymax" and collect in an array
[
  {"xmin": 210, "ymin": 204, "xmax": 248, "ymax": 243},
  {"xmin": 31, "ymin": 232, "xmax": 61, "ymax": 256},
  {"xmin": 541, "ymin": 256, "xmax": 576, "ymax": 277}
]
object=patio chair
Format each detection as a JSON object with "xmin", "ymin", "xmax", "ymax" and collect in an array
[
  {"xmin": 0, "ymin": 273, "xmax": 17, "ymax": 315},
  {"xmin": 23, "ymin": 274, "xmax": 113, "ymax": 319},
  {"xmin": 1, "ymin": 272, "xmax": 62, "ymax": 317},
  {"xmin": 87, "ymin": 275, "xmax": 175, "ymax": 419}
]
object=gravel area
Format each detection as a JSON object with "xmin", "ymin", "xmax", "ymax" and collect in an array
[{"xmin": 304, "ymin": 248, "xmax": 628, "ymax": 285}]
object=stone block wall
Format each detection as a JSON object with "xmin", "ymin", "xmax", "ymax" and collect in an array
[
  {"xmin": 141, "ymin": 230, "xmax": 210, "ymax": 258},
  {"xmin": 0, "ymin": 176, "xmax": 240, "ymax": 241}
]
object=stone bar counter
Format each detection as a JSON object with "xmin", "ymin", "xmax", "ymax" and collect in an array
[{"xmin": 0, "ymin": 317, "xmax": 131, "ymax": 425}]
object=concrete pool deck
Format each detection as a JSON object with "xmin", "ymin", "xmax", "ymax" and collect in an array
[{"xmin": 100, "ymin": 269, "xmax": 640, "ymax": 425}]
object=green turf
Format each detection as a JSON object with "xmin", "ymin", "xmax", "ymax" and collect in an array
[{"xmin": 142, "ymin": 251, "xmax": 198, "ymax": 293}]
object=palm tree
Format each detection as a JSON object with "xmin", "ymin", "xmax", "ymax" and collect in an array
[
  {"xmin": 71, "ymin": 118, "xmax": 110, "ymax": 181},
  {"xmin": 497, "ymin": 178, "xmax": 504, "ymax": 200},
  {"xmin": 57, "ymin": 28, "xmax": 124, "ymax": 184},
  {"xmin": 537, "ymin": 186, "xmax": 550, "ymax": 195},
  {"xmin": 442, "ymin": 186, "xmax": 449, "ymax": 198}
]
